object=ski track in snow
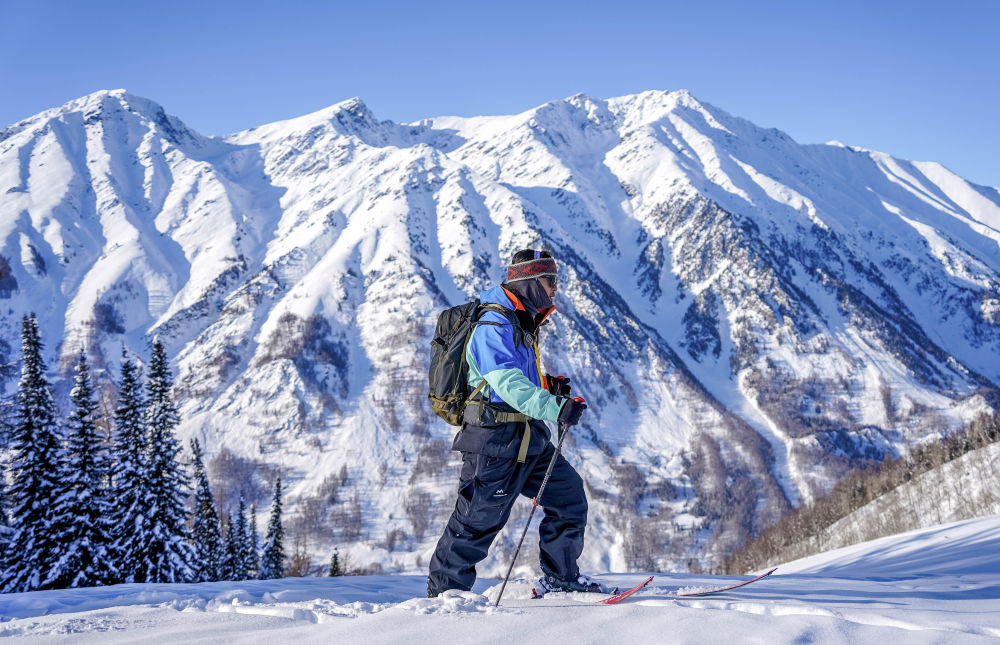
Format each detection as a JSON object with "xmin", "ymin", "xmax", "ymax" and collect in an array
[{"xmin": 1, "ymin": 515, "xmax": 999, "ymax": 643}]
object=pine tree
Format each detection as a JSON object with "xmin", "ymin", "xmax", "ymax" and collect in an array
[
  {"xmin": 139, "ymin": 340, "xmax": 195, "ymax": 583},
  {"xmin": 221, "ymin": 512, "xmax": 238, "ymax": 581},
  {"xmin": 220, "ymin": 495, "xmax": 252, "ymax": 581},
  {"xmin": 45, "ymin": 350, "xmax": 117, "ymax": 588},
  {"xmin": 328, "ymin": 548, "xmax": 342, "ymax": 577},
  {"xmin": 0, "ymin": 464, "xmax": 11, "ymax": 570},
  {"xmin": 189, "ymin": 439, "xmax": 223, "ymax": 582},
  {"xmin": 233, "ymin": 494, "xmax": 251, "ymax": 580},
  {"xmin": 258, "ymin": 477, "xmax": 285, "ymax": 580},
  {"xmin": 109, "ymin": 351, "xmax": 151, "ymax": 583},
  {"xmin": 1, "ymin": 315, "xmax": 68, "ymax": 592},
  {"xmin": 248, "ymin": 503, "xmax": 260, "ymax": 578}
]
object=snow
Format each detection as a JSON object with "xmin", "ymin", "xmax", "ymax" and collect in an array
[
  {"xmin": 2, "ymin": 515, "xmax": 999, "ymax": 643},
  {"xmin": 780, "ymin": 514, "xmax": 1000, "ymax": 579}
]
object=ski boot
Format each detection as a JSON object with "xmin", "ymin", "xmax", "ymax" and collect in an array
[{"xmin": 535, "ymin": 572, "xmax": 615, "ymax": 595}]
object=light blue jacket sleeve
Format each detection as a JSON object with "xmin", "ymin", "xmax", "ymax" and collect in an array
[{"xmin": 466, "ymin": 314, "xmax": 565, "ymax": 423}]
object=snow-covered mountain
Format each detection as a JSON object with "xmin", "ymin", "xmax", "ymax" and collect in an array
[{"xmin": 1, "ymin": 89, "xmax": 998, "ymax": 573}]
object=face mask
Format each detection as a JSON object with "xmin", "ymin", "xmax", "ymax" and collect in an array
[{"xmin": 506, "ymin": 278, "xmax": 552, "ymax": 317}]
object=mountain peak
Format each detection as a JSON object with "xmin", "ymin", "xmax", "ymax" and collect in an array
[
  {"xmin": 64, "ymin": 88, "xmax": 166, "ymax": 120},
  {"xmin": 565, "ymin": 91, "xmax": 600, "ymax": 107},
  {"xmin": 230, "ymin": 95, "xmax": 387, "ymax": 144},
  {"xmin": 605, "ymin": 88, "xmax": 727, "ymax": 133},
  {"xmin": 0, "ymin": 89, "xmax": 199, "ymax": 146},
  {"xmin": 334, "ymin": 96, "xmax": 370, "ymax": 116}
]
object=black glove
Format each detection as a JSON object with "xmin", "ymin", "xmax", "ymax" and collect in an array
[
  {"xmin": 545, "ymin": 374, "xmax": 571, "ymax": 397},
  {"xmin": 557, "ymin": 396, "xmax": 588, "ymax": 426}
]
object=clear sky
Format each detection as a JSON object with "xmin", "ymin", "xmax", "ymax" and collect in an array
[{"xmin": 1, "ymin": 0, "xmax": 997, "ymax": 186}]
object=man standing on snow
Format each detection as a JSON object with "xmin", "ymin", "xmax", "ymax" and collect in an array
[{"xmin": 427, "ymin": 249, "xmax": 598, "ymax": 598}]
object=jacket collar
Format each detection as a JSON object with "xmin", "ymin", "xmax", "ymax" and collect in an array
[
  {"xmin": 501, "ymin": 286, "xmax": 527, "ymax": 312},
  {"xmin": 501, "ymin": 286, "xmax": 555, "ymax": 330}
]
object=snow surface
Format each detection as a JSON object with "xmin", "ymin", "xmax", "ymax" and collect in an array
[{"xmin": 2, "ymin": 515, "xmax": 999, "ymax": 643}]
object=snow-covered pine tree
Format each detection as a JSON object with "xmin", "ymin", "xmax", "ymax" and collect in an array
[
  {"xmin": 221, "ymin": 512, "xmax": 238, "ymax": 581},
  {"xmin": 109, "ymin": 351, "xmax": 151, "ymax": 583},
  {"xmin": 139, "ymin": 340, "xmax": 195, "ymax": 583},
  {"xmin": 189, "ymin": 438, "xmax": 223, "ymax": 582},
  {"xmin": 44, "ymin": 350, "xmax": 117, "ymax": 588},
  {"xmin": 329, "ymin": 548, "xmax": 342, "ymax": 577},
  {"xmin": 234, "ymin": 494, "xmax": 251, "ymax": 580},
  {"xmin": 258, "ymin": 477, "xmax": 285, "ymax": 580},
  {"xmin": 220, "ymin": 496, "xmax": 252, "ymax": 581},
  {"xmin": 1, "ymin": 315, "xmax": 68, "ymax": 592},
  {"xmin": 248, "ymin": 503, "xmax": 260, "ymax": 577},
  {"xmin": 0, "ymin": 463, "xmax": 11, "ymax": 570}
]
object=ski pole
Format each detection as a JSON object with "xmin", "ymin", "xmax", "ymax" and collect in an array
[{"xmin": 494, "ymin": 420, "xmax": 571, "ymax": 608}]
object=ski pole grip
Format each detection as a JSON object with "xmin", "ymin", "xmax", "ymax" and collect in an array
[{"xmin": 557, "ymin": 420, "xmax": 570, "ymax": 444}]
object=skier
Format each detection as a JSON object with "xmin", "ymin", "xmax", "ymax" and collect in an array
[{"xmin": 426, "ymin": 249, "xmax": 599, "ymax": 598}]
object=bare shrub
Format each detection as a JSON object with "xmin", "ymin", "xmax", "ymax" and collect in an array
[
  {"xmin": 368, "ymin": 316, "xmax": 429, "ymax": 431},
  {"xmin": 681, "ymin": 431, "xmax": 770, "ymax": 565},
  {"xmin": 317, "ymin": 473, "xmax": 340, "ymax": 505},
  {"xmin": 352, "ymin": 561, "xmax": 383, "ymax": 576},
  {"xmin": 285, "ymin": 534, "xmax": 312, "ymax": 577},
  {"xmin": 409, "ymin": 439, "xmax": 450, "ymax": 484},
  {"xmin": 384, "ymin": 528, "xmax": 408, "ymax": 552},
  {"xmin": 205, "ymin": 344, "xmax": 243, "ymax": 384},
  {"xmin": 290, "ymin": 496, "xmax": 329, "ymax": 545},
  {"xmin": 405, "ymin": 491, "xmax": 433, "ymax": 540},
  {"xmin": 208, "ymin": 448, "xmax": 276, "ymax": 516},
  {"xmin": 623, "ymin": 513, "xmax": 668, "ymax": 572},
  {"xmin": 612, "ymin": 460, "xmax": 646, "ymax": 511},
  {"xmin": 332, "ymin": 490, "xmax": 364, "ymax": 541}
]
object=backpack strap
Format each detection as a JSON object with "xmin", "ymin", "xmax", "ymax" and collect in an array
[
  {"xmin": 477, "ymin": 303, "xmax": 525, "ymax": 347},
  {"xmin": 467, "ymin": 304, "xmax": 524, "ymax": 403},
  {"xmin": 464, "ymin": 379, "xmax": 488, "ymax": 406},
  {"xmin": 468, "ymin": 303, "xmax": 533, "ymax": 463}
]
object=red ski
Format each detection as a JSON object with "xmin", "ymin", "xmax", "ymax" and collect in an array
[
  {"xmin": 672, "ymin": 567, "xmax": 777, "ymax": 597},
  {"xmin": 597, "ymin": 575, "xmax": 654, "ymax": 604}
]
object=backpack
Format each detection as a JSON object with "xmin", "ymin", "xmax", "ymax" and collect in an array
[{"xmin": 428, "ymin": 300, "xmax": 519, "ymax": 425}]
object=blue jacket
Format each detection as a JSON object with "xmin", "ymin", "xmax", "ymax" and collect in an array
[{"xmin": 465, "ymin": 284, "xmax": 566, "ymax": 423}]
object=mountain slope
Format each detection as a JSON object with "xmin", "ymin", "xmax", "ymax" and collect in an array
[
  {"xmin": 1, "ymin": 514, "xmax": 999, "ymax": 643},
  {"xmin": 773, "ymin": 437, "xmax": 1000, "ymax": 567},
  {"xmin": 1, "ymin": 89, "xmax": 998, "ymax": 573}
]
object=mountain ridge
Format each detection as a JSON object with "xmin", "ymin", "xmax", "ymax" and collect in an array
[{"xmin": 1, "ymin": 88, "xmax": 998, "ymax": 574}]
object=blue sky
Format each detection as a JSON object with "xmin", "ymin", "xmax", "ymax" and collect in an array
[{"xmin": 2, "ymin": 0, "xmax": 997, "ymax": 185}]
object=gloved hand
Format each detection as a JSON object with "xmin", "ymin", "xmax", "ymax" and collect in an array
[
  {"xmin": 545, "ymin": 374, "xmax": 572, "ymax": 397},
  {"xmin": 557, "ymin": 396, "xmax": 588, "ymax": 426}
]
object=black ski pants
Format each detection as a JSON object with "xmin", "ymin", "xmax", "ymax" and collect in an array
[{"xmin": 426, "ymin": 439, "xmax": 588, "ymax": 596}]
